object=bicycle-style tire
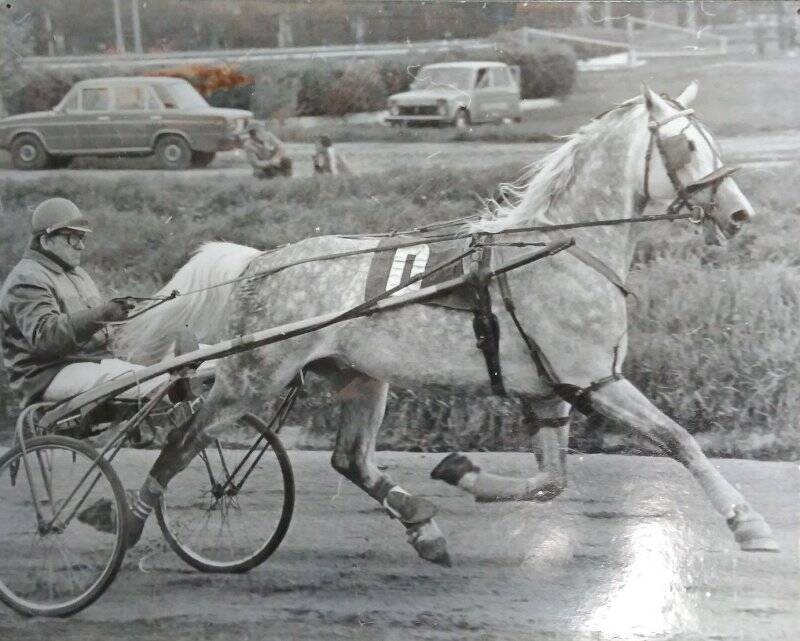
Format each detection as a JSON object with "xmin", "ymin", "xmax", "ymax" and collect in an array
[
  {"xmin": 0, "ymin": 436, "xmax": 128, "ymax": 617},
  {"xmin": 155, "ymin": 413, "xmax": 294, "ymax": 573}
]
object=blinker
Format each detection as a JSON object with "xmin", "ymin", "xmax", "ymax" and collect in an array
[{"xmin": 661, "ymin": 133, "xmax": 693, "ymax": 170}]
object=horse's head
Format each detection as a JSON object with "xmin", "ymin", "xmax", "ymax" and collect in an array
[{"xmin": 640, "ymin": 82, "xmax": 754, "ymax": 245}]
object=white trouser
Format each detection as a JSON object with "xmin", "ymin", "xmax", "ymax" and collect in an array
[
  {"xmin": 43, "ymin": 359, "xmax": 169, "ymax": 401},
  {"xmin": 43, "ymin": 356, "xmax": 216, "ymax": 402}
]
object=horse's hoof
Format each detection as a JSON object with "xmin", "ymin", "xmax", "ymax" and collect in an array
[
  {"xmin": 407, "ymin": 523, "xmax": 452, "ymax": 567},
  {"xmin": 727, "ymin": 504, "xmax": 780, "ymax": 553},
  {"xmin": 413, "ymin": 535, "xmax": 452, "ymax": 567},
  {"xmin": 430, "ymin": 452, "xmax": 480, "ymax": 486}
]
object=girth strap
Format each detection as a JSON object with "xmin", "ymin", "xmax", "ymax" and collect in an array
[
  {"xmin": 553, "ymin": 373, "xmax": 623, "ymax": 415},
  {"xmin": 467, "ymin": 240, "xmax": 507, "ymax": 397}
]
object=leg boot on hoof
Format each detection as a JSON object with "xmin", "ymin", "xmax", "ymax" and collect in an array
[
  {"xmin": 406, "ymin": 521, "xmax": 452, "ymax": 567},
  {"xmin": 383, "ymin": 489, "xmax": 438, "ymax": 525},
  {"xmin": 727, "ymin": 504, "xmax": 780, "ymax": 552},
  {"xmin": 430, "ymin": 452, "xmax": 480, "ymax": 487}
]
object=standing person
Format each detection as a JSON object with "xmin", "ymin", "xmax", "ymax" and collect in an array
[
  {"xmin": 312, "ymin": 135, "xmax": 352, "ymax": 175},
  {"xmin": 0, "ymin": 198, "xmax": 148, "ymax": 409},
  {"xmin": 241, "ymin": 123, "xmax": 292, "ymax": 178}
]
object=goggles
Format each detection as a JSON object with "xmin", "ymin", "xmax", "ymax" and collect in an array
[{"xmin": 53, "ymin": 230, "xmax": 87, "ymax": 250}]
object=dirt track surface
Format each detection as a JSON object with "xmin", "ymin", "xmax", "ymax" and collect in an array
[
  {"xmin": 2, "ymin": 131, "xmax": 799, "ymax": 181},
  {"xmin": 1, "ymin": 450, "xmax": 797, "ymax": 641}
]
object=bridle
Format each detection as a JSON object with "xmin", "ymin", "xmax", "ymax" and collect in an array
[{"xmin": 642, "ymin": 101, "xmax": 738, "ymax": 228}]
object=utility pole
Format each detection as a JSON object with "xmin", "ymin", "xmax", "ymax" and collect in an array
[
  {"xmin": 131, "ymin": 0, "xmax": 143, "ymax": 53},
  {"xmin": 42, "ymin": 8, "xmax": 55, "ymax": 55},
  {"xmin": 112, "ymin": 0, "xmax": 126, "ymax": 53}
]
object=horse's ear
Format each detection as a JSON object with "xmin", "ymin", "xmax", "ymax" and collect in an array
[
  {"xmin": 641, "ymin": 83, "xmax": 655, "ymax": 110},
  {"xmin": 676, "ymin": 81, "xmax": 699, "ymax": 108},
  {"xmin": 641, "ymin": 84, "xmax": 670, "ymax": 118}
]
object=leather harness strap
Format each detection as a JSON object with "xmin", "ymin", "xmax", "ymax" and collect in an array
[
  {"xmin": 467, "ymin": 238, "xmax": 507, "ymax": 397},
  {"xmin": 566, "ymin": 246, "xmax": 633, "ymax": 299}
]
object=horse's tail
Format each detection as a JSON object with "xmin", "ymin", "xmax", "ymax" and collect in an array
[{"xmin": 113, "ymin": 241, "xmax": 263, "ymax": 365}]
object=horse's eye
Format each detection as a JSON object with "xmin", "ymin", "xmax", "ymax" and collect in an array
[{"xmin": 688, "ymin": 140, "xmax": 696, "ymax": 152}]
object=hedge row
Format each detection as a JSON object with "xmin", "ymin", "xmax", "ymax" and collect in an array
[{"xmin": 4, "ymin": 41, "xmax": 577, "ymax": 119}]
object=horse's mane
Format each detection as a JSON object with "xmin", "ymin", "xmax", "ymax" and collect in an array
[{"xmin": 469, "ymin": 98, "xmax": 644, "ymax": 234}]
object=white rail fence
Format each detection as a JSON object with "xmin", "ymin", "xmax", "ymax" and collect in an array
[{"xmin": 21, "ymin": 20, "xmax": 728, "ymax": 73}]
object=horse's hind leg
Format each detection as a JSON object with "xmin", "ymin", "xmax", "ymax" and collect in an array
[
  {"xmin": 590, "ymin": 378, "xmax": 778, "ymax": 552},
  {"xmin": 329, "ymin": 371, "xmax": 451, "ymax": 567},
  {"xmin": 432, "ymin": 398, "xmax": 571, "ymax": 502}
]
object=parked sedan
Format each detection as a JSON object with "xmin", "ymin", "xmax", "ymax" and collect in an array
[
  {"xmin": 0, "ymin": 77, "xmax": 252, "ymax": 170},
  {"xmin": 385, "ymin": 61, "xmax": 521, "ymax": 128}
]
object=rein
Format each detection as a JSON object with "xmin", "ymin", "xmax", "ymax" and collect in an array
[{"xmin": 107, "ymin": 207, "xmax": 703, "ymax": 325}]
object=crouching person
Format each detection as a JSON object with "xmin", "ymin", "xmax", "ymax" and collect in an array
[
  {"xmin": 313, "ymin": 135, "xmax": 353, "ymax": 175},
  {"xmin": 241, "ymin": 122, "xmax": 292, "ymax": 178}
]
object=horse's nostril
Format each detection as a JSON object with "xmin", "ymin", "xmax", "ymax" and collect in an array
[{"xmin": 731, "ymin": 210, "xmax": 750, "ymax": 224}]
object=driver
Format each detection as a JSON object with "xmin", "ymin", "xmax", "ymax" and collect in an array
[{"xmin": 0, "ymin": 197, "xmax": 163, "ymax": 406}]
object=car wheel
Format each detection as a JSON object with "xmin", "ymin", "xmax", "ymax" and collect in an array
[
  {"xmin": 454, "ymin": 109, "xmax": 471, "ymax": 129},
  {"xmin": 155, "ymin": 134, "xmax": 192, "ymax": 170},
  {"xmin": 10, "ymin": 134, "xmax": 52, "ymax": 170},
  {"xmin": 190, "ymin": 151, "xmax": 216, "ymax": 168}
]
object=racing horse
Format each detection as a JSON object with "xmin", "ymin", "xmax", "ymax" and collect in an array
[{"xmin": 114, "ymin": 84, "xmax": 778, "ymax": 565}]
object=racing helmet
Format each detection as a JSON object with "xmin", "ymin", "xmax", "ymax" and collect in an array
[{"xmin": 31, "ymin": 198, "xmax": 92, "ymax": 236}]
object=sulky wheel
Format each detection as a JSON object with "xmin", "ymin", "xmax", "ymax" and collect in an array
[
  {"xmin": 155, "ymin": 413, "xmax": 294, "ymax": 573},
  {"xmin": 0, "ymin": 436, "xmax": 128, "ymax": 617}
]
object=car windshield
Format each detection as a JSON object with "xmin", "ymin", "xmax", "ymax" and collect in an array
[
  {"xmin": 153, "ymin": 82, "xmax": 209, "ymax": 110},
  {"xmin": 410, "ymin": 68, "xmax": 474, "ymax": 91}
]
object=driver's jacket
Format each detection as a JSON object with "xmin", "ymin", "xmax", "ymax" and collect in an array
[{"xmin": 0, "ymin": 249, "xmax": 112, "ymax": 407}]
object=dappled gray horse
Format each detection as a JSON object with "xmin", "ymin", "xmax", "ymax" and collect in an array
[{"xmin": 115, "ymin": 84, "xmax": 777, "ymax": 565}]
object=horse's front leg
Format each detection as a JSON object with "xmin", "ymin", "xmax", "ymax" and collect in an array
[
  {"xmin": 431, "ymin": 398, "xmax": 571, "ymax": 502},
  {"xmin": 590, "ymin": 377, "xmax": 779, "ymax": 552},
  {"xmin": 330, "ymin": 372, "xmax": 451, "ymax": 566}
]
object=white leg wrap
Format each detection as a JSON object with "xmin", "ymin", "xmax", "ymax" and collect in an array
[
  {"xmin": 130, "ymin": 496, "xmax": 153, "ymax": 521},
  {"xmin": 382, "ymin": 486, "xmax": 410, "ymax": 520}
]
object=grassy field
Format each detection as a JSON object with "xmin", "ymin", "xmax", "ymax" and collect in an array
[{"xmin": 1, "ymin": 156, "xmax": 798, "ymax": 459}]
